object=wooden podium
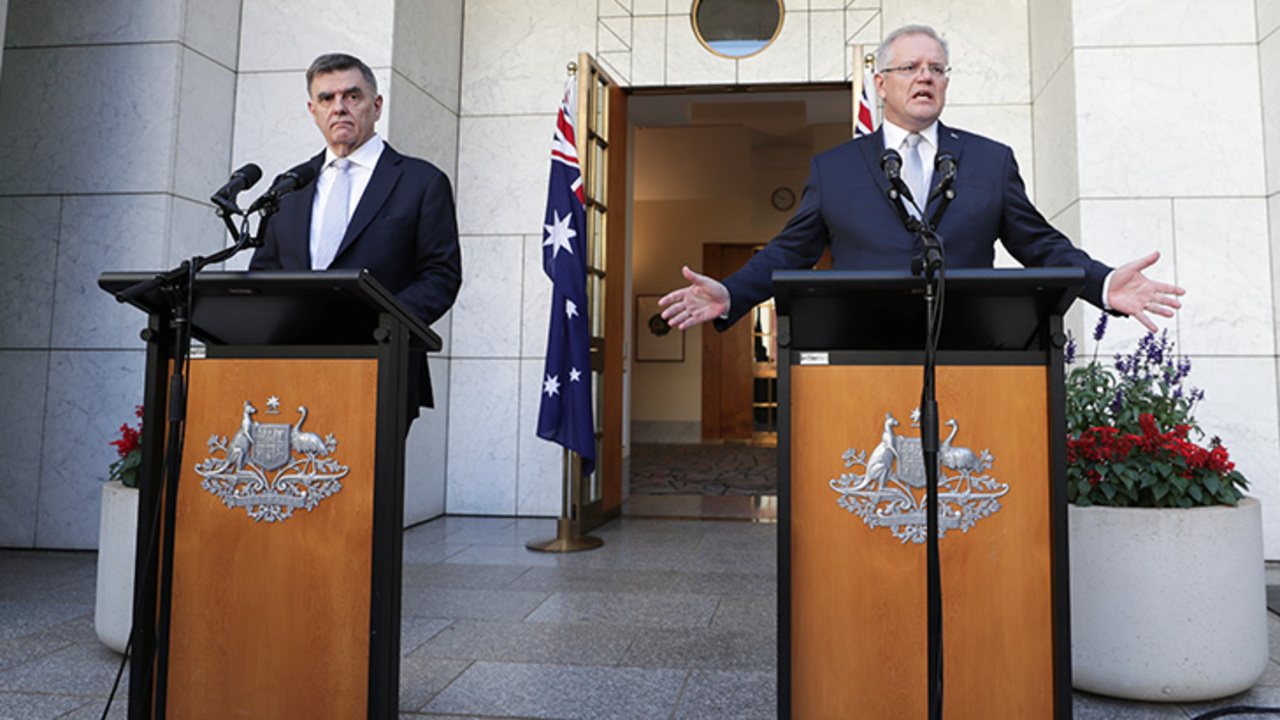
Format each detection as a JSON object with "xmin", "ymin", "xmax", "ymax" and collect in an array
[
  {"xmin": 773, "ymin": 268, "xmax": 1081, "ymax": 719},
  {"xmin": 98, "ymin": 269, "xmax": 440, "ymax": 720}
]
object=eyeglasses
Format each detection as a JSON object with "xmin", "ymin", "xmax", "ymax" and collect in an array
[{"xmin": 880, "ymin": 63, "xmax": 951, "ymax": 79}]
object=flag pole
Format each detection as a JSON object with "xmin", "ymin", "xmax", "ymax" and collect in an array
[
  {"xmin": 527, "ymin": 60, "xmax": 603, "ymax": 554},
  {"xmin": 526, "ymin": 448, "xmax": 603, "ymax": 552}
]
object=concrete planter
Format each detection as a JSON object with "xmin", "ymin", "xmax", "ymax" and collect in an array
[
  {"xmin": 94, "ymin": 479, "xmax": 138, "ymax": 654},
  {"xmin": 1069, "ymin": 498, "xmax": 1267, "ymax": 701}
]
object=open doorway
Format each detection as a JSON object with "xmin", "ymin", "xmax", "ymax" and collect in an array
[{"xmin": 627, "ymin": 85, "xmax": 851, "ymax": 498}]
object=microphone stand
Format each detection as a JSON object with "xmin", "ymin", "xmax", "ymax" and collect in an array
[
  {"xmin": 887, "ymin": 176, "xmax": 953, "ymax": 720},
  {"xmin": 113, "ymin": 195, "xmax": 274, "ymax": 719}
]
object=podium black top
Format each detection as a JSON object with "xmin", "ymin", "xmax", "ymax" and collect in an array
[
  {"xmin": 99, "ymin": 269, "xmax": 442, "ymax": 351},
  {"xmin": 773, "ymin": 268, "xmax": 1083, "ymax": 352}
]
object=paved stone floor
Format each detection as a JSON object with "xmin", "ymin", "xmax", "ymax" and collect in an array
[{"xmin": 2, "ymin": 513, "xmax": 1280, "ymax": 719}]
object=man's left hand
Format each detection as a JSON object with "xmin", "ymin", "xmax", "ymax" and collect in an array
[{"xmin": 1107, "ymin": 250, "xmax": 1185, "ymax": 333}]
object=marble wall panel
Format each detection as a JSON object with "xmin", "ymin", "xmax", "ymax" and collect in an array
[
  {"xmin": 169, "ymin": 196, "xmax": 233, "ymax": 269},
  {"xmin": 517, "ymin": 358, "xmax": 563, "ymax": 516},
  {"xmin": 1027, "ymin": 0, "xmax": 1071, "ymax": 99},
  {"xmin": 1030, "ymin": 54, "xmax": 1078, "ymax": 220},
  {"xmin": 600, "ymin": 15, "xmax": 633, "ymax": 53},
  {"xmin": 386, "ymin": 74, "xmax": 461, "ymax": 179},
  {"xmin": 1075, "ymin": 198, "xmax": 1177, "ymax": 356},
  {"xmin": 598, "ymin": 52, "xmax": 633, "ymax": 87},
  {"xmin": 182, "ymin": 0, "xmax": 243, "ymax": 69},
  {"xmin": 522, "ymin": 235, "xmax": 553, "ymax": 359},
  {"xmin": 809, "ymin": 10, "xmax": 847, "ymax": 82},
  {"xmin": 1073, "ymin": 0, "xmax": 1255, "ymax": 47},
  {"xmin": 1075, "ymin": 46, "xmax": 1264, "ymax": 199},
  {"xmin": 456, "ymin": 114, "xmax": 556, "ymax": 237},
  {"xmin": 601, "ymin": 0, "xmax": 632, "ymax": 18},
  {"xmin": 459, "ymin": 0, "xmax": 596, "ymax": 117},
  {"xmin": 37, "ymin": 350, "xmax": 146, "ymax": 549},
  {"xmin": 939, "ymin": 104, "xmax": 1033, "ymax": 198},
  {"xmin": 0, "ymin": 351, "xmax": 49, "ymax": 547},
  {"xmin": 880, "ymin": 0, "xmax": 1031, "ymax": 106},
  {"xmin": 0, "ymin": 197, "xmax": 60, "ymax": 349},
  {"xmin": 1191, "ymin": 356, "xmax": 1280, "ymax": 557},
  {"xmin": 1273, "ymin": 193, "xmax": 1280, "ymax": 343},
  {"xmin": 846, "ymin": 8, "xmax": 881, "ymax": 51},
  {"xmin": 1262, "ymin": 2, "xmax": 1280, "ymax": 39},
  {"xmin": 232, "ymin": 71, "xmax": 331, "ymax": 182},
  {"xmin": 5, "ymin": 0, "xmax": 180, "ymax": 46},
  {"xmin": 631, "ymin": 15, "xmax": 667, "ymax": 85},
  {"xmin": 633, "ymin": 0, "xmax": 666, "ymax": 16},
  {"xmin": 737, "ymin": 9, "xmax": 809, "ymax": 84},
  {"xmin": 174, "ymin": 48, "xmax": 237, "ymax": 205},
  {"xmin": 1172, "ymin": 197, "xmax": 1273, "ymax": 356},
  {"xmin": 446, "ymin": 358, "xmax": 519, "ymax": 514},
  {"xmin": 1262, "ymin": 30, "xmax": 1280, "ymax": 194},
  {"xmin": 664, "ymin": 15, "xmax": 736, "ymax": 86},
  {"xmin": 392, "ymin": 0, "xmax": 464, "ymax": 113},
  {"xmin": 52, "ymin": 195, "xmax": 170, "ymax": 350},
  {"xmin": 450, "ymin": 235, "xmax": 524, "ymax": 358},
  {"xmin": 0, "ymin": 45, "xmax": 179, "ymax": 196},
  {"xmin": 405, "ymin": 356, "xmax": 451, "ymax": 523},
  {"xmin": 238, "ymin": 0, "xmax": 395, "ymax": 73}
]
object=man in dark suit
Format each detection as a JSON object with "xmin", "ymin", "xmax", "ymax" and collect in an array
[
  {"xmin": 660, "ymin": 24, "xmax": 1183, "ymax": 333},
  {"xmin": 250, "ymin": 53, "xmax": 462, "ymax": 418}
]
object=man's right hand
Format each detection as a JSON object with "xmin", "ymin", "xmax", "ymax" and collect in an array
[{"xmin": 659, "ymin": 266, "xmax": 730, "ymax": 330}]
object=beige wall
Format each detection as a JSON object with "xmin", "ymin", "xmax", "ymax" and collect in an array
[{"xmin": 630, "ymin": 120, "xmax": 848, "ymax": 425}]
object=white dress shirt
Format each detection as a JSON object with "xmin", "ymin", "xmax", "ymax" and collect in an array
[{"xmin": 309, "ymin": 134, "xmax": 385, "ymax": 269}]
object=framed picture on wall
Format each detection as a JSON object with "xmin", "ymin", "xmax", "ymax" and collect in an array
[{"xmin": 635, "ymin": 295, "xmax": 684, "ymax": 362}]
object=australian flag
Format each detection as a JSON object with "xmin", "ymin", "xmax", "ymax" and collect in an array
[
  {"xmin": 855, "ymin": 67, "xmax": 877, "ymax": 138},
  {"xmin": 536, "ymin": 77, "xmax": 595, "ymax": 476}
]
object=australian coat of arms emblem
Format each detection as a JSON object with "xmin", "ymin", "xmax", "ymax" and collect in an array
[
  {"xmin": 194, "ymin": 397, "xmax": 349, "ymax": 523},
  {"xmin": 829, "ymin": 410, "xmax": 1009, "ymax": 543}
]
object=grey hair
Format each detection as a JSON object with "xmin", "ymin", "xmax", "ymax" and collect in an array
[
  {"xmin": 875, "ymin": 25, "xmax": 950, "ymax": 71},
  {"xmin": 306, "ymin": 53, "xmax": 378, "ymax": 95}
]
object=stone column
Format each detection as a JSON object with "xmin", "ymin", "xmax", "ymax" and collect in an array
[
  {"xmin": 1031, "ymin": 0, "xmax": 1280, "ymax": 557},
  {"xmin": 0, "ymin": 0, "xmax": 240, "ymax": 548}
]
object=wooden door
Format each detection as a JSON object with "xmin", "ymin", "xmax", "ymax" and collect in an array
[
  {"xmin": 576, "ymin": 53, "xmax": 627, "ymax": 530},
  {"xmin": 701, "ymin": 243, "xmax": 755, "ymax": 441}
]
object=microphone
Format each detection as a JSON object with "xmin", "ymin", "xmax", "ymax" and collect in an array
[
  {"xmin": 934, "ymin": 152, "xmax": 957, "ymax": 182},
  {"xmin": 928, "ymin": 152, "xmax": 957, "ymax": 204},
  {"xmin": 210, "ymin": 164, "xmax": 263, "ymax": 215},
  {"xmin": 246, "ymin": 162, "xmax": 318, "ymax": 214},
  {"xmin": 880, "ymin": 148, "xmax": 916, "ymax": 205},
  {"xmin": 212, "ymin": 164, "xmax": 262, "ymax": 202}
]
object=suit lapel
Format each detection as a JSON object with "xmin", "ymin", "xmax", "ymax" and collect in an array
[
  {"xmin": 335, "ymin": 144, "xmax": 404, "ymax": 260},
  {"xmin": 933, "ymin": 122, "xmax": 964, "ymax": 196},
  {"xmin": 857, "ymin": 127, "xmax": 894, "ymax": 204},
  {"xmin": 283, "ymin": 152, "xmax": 324, "ymax": 266}
]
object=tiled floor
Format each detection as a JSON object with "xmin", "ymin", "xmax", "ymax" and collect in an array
[{"xmin": 2, "ymin": 505, "xmax": 1280, "ymax": 719}]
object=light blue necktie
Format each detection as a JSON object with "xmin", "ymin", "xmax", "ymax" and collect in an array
[
  {"xmin": 313, "ymin": 158, "xmax": 351, "ymax": 269},
  {"xmin": 903, "ymin": 132, "xmax": 926, "ymax": 217}
]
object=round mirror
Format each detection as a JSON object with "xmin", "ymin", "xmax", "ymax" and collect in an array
[{"xmin": 691, "ymin": 0, "xmax": 785, "ymax": 59}]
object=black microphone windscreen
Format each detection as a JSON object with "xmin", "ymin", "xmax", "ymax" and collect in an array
[
  {"xmin": 287, "ymin": 162, "xmax": 317, "ymax": 188},
  {"xmin": 236, "ymin": 163, "xmax": 264, "ymax": 187},
  {"xmin": 880, "ymin": 149, "xmax": 903, "ymax": 177}
]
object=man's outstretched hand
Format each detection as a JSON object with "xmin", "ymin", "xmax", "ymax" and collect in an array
[
  {"xmin": 659, "ymin": 266, "xmax": 731, "ymax": 330},
  {"xmin": 1107, "ymin": 251, "xmax": 1185, "ymax": 333}
]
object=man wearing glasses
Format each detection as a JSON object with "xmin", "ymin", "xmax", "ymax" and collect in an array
[{"xmin": 660, "ymin": 24, "xmax": 1183, "ymax": 333}]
